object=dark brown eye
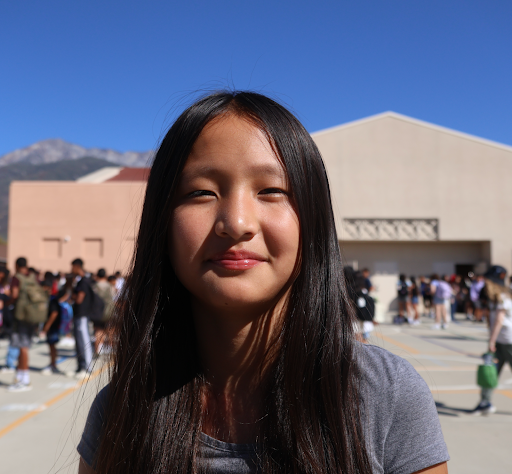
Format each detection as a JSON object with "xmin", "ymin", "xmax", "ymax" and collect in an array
[
  {"xmin": 259, "ymin": 188, "xmax": 286, "ymax": 195},
  {"xmin": 188, "ymin": 190, "xmax": 216, "ymax": 197}
]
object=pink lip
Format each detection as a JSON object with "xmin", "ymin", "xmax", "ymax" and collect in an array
[{"xmin": 208, "ymin": 250, "xmax": 267, "ymax": 270}]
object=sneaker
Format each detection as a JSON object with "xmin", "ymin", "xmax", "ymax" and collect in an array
[
  {"xmin": 7, "ymin": 381, "xmax": 32, "ymax": 392},
  {"xmin": 41, "ymin": 366, "xmax": 61, "ymax": 376},
  {"xmin": 0, "ymin": 366, "xmax": 15, "ymax": 374},
  {"xmin": 74, "ymin": 370, "xmax": 89, "ymax": 380},
  {"xmin": 66, "ymin": 369, "xmax": 87, "ymax": 378},
  {"xmin": 432, "ymin": 324, "xmax": 441, "ymax": 330},
  {"xmin": 441, "ymin": 323, "xmax": 449, "ymax": 329},
  {"xmin": 57, "ymin": 337, "xmax": 76, "ymax": 349},
  {"xmin": 471, "ymin": 401, "xmax": 496, "ymax": 416}
]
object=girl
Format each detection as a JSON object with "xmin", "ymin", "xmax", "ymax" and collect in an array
[
  {"xmin": 409, "ymin": 276, "xmax": 420, "ymax": 325},
  {"xmin": 78, "ymin": 91, "xmax": 449, "ymax": 473}
]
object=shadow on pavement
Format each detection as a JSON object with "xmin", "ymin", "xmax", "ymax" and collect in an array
[
  {"xmin": 436, "ymin": 401, "xmax": 512, "ymax": 417},
  {"xmin": 436, "ymin": 401, "xmax": 472, "ymax": 416}
]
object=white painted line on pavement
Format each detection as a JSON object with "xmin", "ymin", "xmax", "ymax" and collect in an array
[{"xmin": 1, "ymin": 404, "xmax": 46, "ymax": 412}]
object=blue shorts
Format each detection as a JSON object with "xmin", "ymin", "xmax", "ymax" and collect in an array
[{"xmin": 47, "ymin": 329, "xmax": 60, "ymax": 345}]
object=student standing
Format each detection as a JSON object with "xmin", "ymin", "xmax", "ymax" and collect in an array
[
  {"xmin": 92, "ymin": 269, "xmax": 114, "ymax": 355},
  {"xmin": 8, "ymin": 257, "xmax": 48, "ymax": 391},
  {"xmin": 397, "ymin": 274, "xmax": 409, "ymax": 321},
  {"xmin": 431, "ymin": 274, "xmax": 452, "ymax": 329},
  {"xmin": 40, "ymin": 282, "xmax": 63, "ymax": 375},
  {"xmin": 77, "ymin": 91, "xmax": 448, "ymax": 474},
  {"xmin": 409, "ymin": 276, "xmax": 420, "ymax": 324},
  {"xmin": 473, "ymin": 266, "xmax": 512, "ymax": 415},
  {"xmin": 69, "ymin": 258, "xmax": 94, "ymax": 379}
]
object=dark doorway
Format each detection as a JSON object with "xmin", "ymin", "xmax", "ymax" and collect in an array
[{"xmin": 455, "ymin": 264, "xmax": 474, "ymax": 278}]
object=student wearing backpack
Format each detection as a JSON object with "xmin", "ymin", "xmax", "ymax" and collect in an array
[
  {"xmin": 351, "ymin": 272, "xmax": 376, "ymax": 341},
  {"xmin": 92, "ymin": 269, "xmax": 114, "ymax": 355},
  {"xmin": 69, "ymin": 258, "xmax": 94, "ymax": 379},
  {"xmin": 0, "ymin": 266, "xmax": 20, "ymax": 374},
  {"xmin": 8, "ymin": 257, "xmax": 49, "ymax": 391}
]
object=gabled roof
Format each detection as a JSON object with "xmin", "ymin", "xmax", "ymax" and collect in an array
[
  {"xmin": 76, "ymin": 167, "xmax": 122, "ymax": 183},
  {"xmin": 311, "ymin": 112, "xmax": 512, "ymax": 154},
  {"xmin": 106, "ymin": 167, "xmax": 149, "ymax": 182},
  {"xmin": 77, "ymin": 167, "xmax": 149, "ymax": 183}
]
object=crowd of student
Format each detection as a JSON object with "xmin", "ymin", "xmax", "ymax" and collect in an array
[
  {"xmin": 395, "ymin": 267, "xmax": 512, "ymax": 415},
  {"xmin": 0, "ymin": 257, "xmax": 122, "ymax": 392},
  {"xmin": 395, "ymin": 272, "xmax": 512, "ymax": 329}
]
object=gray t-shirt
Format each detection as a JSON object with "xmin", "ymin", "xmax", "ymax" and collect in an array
[{"xmin": 78, "ymin": 344, "xmax": 449, "ymax": 473}]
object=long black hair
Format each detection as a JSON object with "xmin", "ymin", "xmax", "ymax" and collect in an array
[{"xmin": 96, "ymin": 91, "xmax": 371, "ymax": 473}]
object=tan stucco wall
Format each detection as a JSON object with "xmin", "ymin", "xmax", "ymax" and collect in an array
[
  {"xmin": 340, "ymin": 241, "xmax": 490, "ymax": 278},
  {"xmin": 312, "ymin": 114, "xmax": 512, "ymax": 274},
  {"xmin": 6, "ymin": 113, "xmax": 512, "ymax": 320},
  {"xmin": 7, "ymin": 181, "xmax": 146, "ymax": 274}
]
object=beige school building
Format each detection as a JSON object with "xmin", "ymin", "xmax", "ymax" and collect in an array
[{"xmin": 7, "ymin": 112, "xmax": 512, "ymax": 320}]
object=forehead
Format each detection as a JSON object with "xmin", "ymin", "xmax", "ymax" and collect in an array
[{"xmin": 181, "ymin": 114, "xmax": 286, "ymax": 178}]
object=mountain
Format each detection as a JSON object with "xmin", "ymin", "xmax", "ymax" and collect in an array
[
  {"xmin": 0, "ymin": 157, "xmax": 117, "ymax": 240},
  {"xmin": 0, "ymin": 139, "xmax": 153, "ymax": 168}
]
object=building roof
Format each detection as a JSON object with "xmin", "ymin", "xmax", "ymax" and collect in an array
[
  {"xmin": 106, "ymin": 167, "xmax": 149, "ymax": 182},
  {"xmin": 77, "ymin": 167, "xmax": 149, "ymax": 183},
  {"xmin": 312, "ymin": 111, "xmax": 512, "ymax": 154}
]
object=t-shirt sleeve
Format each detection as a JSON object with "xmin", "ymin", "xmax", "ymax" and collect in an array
[
  {"xmin": 49, "ymin": 298, "xmax": 59, "ymax": 315},
  {"xmin": 384, "ymin": 359, "xmax": 449, "ymax": 474},
  {"xmin": 11, "ymin": 276, "xmax": 20, "ymax": 290},
  {"xmin": 75, "ymin": 279, "xmax": 87, "ymax": 294},
  {"xmin": 77, "ymin": 386, "xmax": 109, "ymax": 468}
]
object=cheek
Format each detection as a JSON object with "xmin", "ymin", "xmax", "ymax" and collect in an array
[
  {"xmin": 264, "ymin": 212, "xmax": 300, "ymax": 267},
  {"xmin": 168, "ymin": 208, "xmax": 206, "ymax": 268}
]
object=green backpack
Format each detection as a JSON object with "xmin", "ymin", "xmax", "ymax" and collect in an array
[
  {"xmin": 477, "ymin": 353, "xmax": 499, "ymax": 389},
  {"xmin": 92, "ymin": 281, "xmax": 114, "ymax": 323},
  {"xmin": 15, "ymin": 273, "xmax": 49, "ymax": 324}
]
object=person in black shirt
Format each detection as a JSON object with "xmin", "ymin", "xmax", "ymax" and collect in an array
[
  {"xmin": 69, "ymin": 258, "xmax": 94, "ymax": 378},
  {"xmin": 362, "ymin": 268, "xmax": 374, "ymax": 293},
  {"xmin": 410, "ymin": 276, "xmax": 420, "ymax": 324}
]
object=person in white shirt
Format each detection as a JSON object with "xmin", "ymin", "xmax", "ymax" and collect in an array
[{"xmin": 472, "ymin": 266, "xmax": 512, "ymax": 415}]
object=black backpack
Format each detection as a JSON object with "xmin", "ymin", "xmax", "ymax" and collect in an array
[
  {"xmin": 355, "ymin": 292, "xmax": 375, "ymax": 322},
  {"xmin": 398, "ymin": 282, "xmax": 408, "ymax": 297},
  {"xmin": 81, "ymin": 278, "xmax": 105, "ymax": 323}
]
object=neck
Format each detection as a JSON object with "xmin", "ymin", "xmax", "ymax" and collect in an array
[
  {"xmin": 193, "ymin": 301, "xmax": 282, "ymax": 392},
  {"xmin": 192, "ymin": 296, "xmax": 287, "ymax": 443}
]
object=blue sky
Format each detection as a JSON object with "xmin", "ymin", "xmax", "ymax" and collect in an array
[{"xmin": 1, "ymin": 1, "xmax": 511, "ymax": 156}]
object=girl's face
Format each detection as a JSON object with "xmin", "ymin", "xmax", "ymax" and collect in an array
[{"xmin": 168, "ymin": 114, "xmax": 300, "ymax": 316}]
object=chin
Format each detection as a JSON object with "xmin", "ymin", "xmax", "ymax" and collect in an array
[{"xmin": 202, "ymin": 291, "xmax": 279, "ymax": 313}]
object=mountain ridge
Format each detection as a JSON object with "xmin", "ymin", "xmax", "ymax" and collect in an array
[{"xmin": 0, "ymin": 139, "xmax": 153, "ymax": 168}]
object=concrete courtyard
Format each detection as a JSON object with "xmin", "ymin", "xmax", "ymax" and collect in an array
[{"xmin": 1, "ymin": 316, "xmax": 511, "ymax": 473}]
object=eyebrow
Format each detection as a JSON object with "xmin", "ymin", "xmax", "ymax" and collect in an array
[{"xmin": 180, "ymin": 163, "xmax": 287, "ymax": 181}]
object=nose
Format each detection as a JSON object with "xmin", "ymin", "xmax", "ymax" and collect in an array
[{"xmin": 214, "ymin": 190, "xmax": 258, "ymax": 240}]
